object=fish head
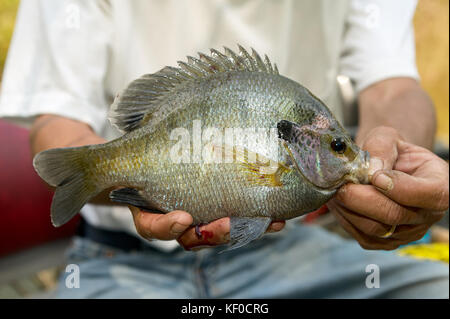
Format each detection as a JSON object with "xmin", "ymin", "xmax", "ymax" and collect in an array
[{"xmin": 277, "ymin": 117, "xmax": 370, "ymax": 190}]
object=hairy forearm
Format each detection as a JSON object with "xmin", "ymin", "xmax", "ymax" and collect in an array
[{"xmin": 356, "ymin": 78, "xmax": 436, "ymax": 150}]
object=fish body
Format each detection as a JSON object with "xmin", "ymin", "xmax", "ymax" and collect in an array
[{"xmin": 33, "ymin": 46, "xmax": 369, "ymax": 250}]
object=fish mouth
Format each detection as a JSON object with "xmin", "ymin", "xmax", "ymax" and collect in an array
[{"xmin": 346, "ymin": 149, "xmax": 370, "ymax": 185}]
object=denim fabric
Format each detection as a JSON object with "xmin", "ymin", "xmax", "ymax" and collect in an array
[{"xmin": 56, "ymin": 222, "xmax": 449, "ymax": 298}]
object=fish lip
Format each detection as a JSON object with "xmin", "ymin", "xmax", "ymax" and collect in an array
[
  {"xmin": 351, "ymin": 150, "xmax": 370, "ymax": 185},
  {"xmin": 339, "ymin": 150, "xmax": 370, "ymax": 186}
]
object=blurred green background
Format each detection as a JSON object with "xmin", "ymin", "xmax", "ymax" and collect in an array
[{"xmin": 0, "ymin": 0, "xmax": 448, "ymax": 144}]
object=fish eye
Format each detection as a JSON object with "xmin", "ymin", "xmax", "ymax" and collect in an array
[{"xmin": 330, "ymin": 137, "xmax": 346, "ymax": 154}]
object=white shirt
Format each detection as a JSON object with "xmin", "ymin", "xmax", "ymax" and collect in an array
[{"xmin": 0, "ymin": 0, "xmax": 419, "ymax": 250}]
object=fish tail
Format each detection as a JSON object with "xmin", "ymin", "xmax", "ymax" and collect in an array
[{"xmin": 33, "ymin": 146, "xmax": 101, "ymax": 227}]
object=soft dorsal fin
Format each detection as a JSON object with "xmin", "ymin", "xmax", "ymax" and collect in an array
[{"xmin": 109, "ymin": 45, "xmax": 279, "ymax": 133}]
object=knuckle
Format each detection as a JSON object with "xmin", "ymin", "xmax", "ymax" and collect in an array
[
  {"xmin": 135, "ymin": 213, "xmax": 155, "ymax": 239},
  {"xmin": 411, "ymin": 230, "xmax": 427, "ymax": 242},
  {"xmin": 380, "ymin": 126, "xmax": 399, "ymax": 137},
  {"xmin": 135, "ymin": 223, "xmax": 151, "ymax": 240},
  {"xmin": 434, "ymin": 186, "xmax": 449, "ymax": 211},
  {"xmin": 381, "ymin": 202, "xmax": 404, "ymax": 225},
  {"xmin": 427, "ymin": 211, "xmax": 445, "ymax": 224},
  {"xmin": 377, "ymin": 126, "xmax": 401, "ymax": 139},
  {"xmin": 366, "ymin": 127, "xmax": 398, "ymax": 146},
  {"xmin": 370, "ymin": 134, "xmax": 387, "ymax": 146},
  {"xmin": 336, "ymin": 185, "xmax": 354, "ymax": 205}
]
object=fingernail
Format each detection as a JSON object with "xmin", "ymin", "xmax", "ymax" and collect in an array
[
  {"xmin": 368, "ymin": 157, "xmax": 384, "ymax": 179},
  {"xmin": 373, "ymin": 173, "xmax": 393, "ymax": 192}
]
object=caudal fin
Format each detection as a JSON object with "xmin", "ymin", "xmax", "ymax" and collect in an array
[{"xmin": 33, "ymin": 146, "xmax": 100, "ymax": 227}]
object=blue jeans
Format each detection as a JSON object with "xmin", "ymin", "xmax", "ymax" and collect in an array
[{"xmin": 56, "ymin": 222, "xmax": 449, "ymax": 298}]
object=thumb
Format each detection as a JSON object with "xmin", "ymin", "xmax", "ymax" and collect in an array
[
  {"xmin": 129, "ymin": 206, "xmax": 193, "ymax": 240},
  {"xmin": 371, "ymin": 169, "xmax": 449, "ymax": 212},
  {"xmin": 361, "ymin": 126, "xmax": 402, "ymax": 180}
]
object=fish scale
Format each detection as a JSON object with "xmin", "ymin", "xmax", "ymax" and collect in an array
[{"xmin": 33, "ymin": 45, "xmax": 369, "ymax": 250}]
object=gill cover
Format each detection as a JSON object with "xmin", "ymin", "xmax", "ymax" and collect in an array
[{"xmin": 277, "ymin": 119, "xmax": 359, "ymax": 189}]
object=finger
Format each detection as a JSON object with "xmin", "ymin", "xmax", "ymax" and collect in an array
[
  {"xmin": 332, "ymin": 204, "xmax": 416, "ymax": 248},
  {"xmin": 389, "ymin": 224, "xmax": 430, "ymax": 241},
  {"xmin": 334, "ymin": 204, "xmax": 432, "ymax": 241},
  {"xmin": 372, "ymin": 169, "xmax": 449, "ymax": 212},
  {"xmin": 335, "ymin": 184, "xmax": 426, "ymax": 225},
  {"xmin": 329, "ymin": 204, "xmax": 406, "ymax": 250},
  {"xmin": 333, "ymin": 204, "xmax": 394, "ymax": 238},
  {"xmin": 362, "ymin": 126, "xmax": 402, "ymax": 178},
  {"xmin": 129, "ymin": 206, "xmax": 193, "ymax": 241},
  {"xmin": 178, "ymin": 217, "xmax": 230, "ymax": 250},
  {"xmin": 266, "ymin": 221, "xmax": 286, "ymax": 233},
  {"xmin": 178, "ymin": 219, "xmax": 285, "ymax": 251}
]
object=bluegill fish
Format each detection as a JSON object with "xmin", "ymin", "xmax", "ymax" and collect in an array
[{"xmin": 33, "ymin": 45, "xmax": 369, "ymax": 250}]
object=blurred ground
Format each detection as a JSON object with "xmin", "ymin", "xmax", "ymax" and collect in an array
[
  {"xmin": 0, "ymin": 0, "xmax": 448, "ymax": 298},
  {"xmin": 0, "ymin": 267, "xmax": 61, "ymax": 298}
]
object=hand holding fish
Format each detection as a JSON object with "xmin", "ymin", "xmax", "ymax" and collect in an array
[
  {"xmin": 329, "ymin": 126, "xmax": 448, "ymax": 250},
  {"xmin": 177, "ymin": 218, "xmax": 286, "ymax": 250},
  {"xmin": 129, "ymin": 206, "xmax": 285, "ymax": 249}
]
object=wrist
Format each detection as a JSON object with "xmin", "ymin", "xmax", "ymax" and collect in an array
[{"xmin": 357, "ymin": 78, "xmax": 436, "ymax": 150}]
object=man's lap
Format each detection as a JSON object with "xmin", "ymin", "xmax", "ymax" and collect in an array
[{"xmin": 56, "ymin": 222, "xmax": 449, "ymax": 298}]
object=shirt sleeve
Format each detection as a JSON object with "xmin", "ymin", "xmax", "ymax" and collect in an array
[
  {"xmin": 0, "ymin": 0, "xmax": 112, "ymax": 134},
  {"xmin": 339, "ymin": 0, "xmax": 420, "ymax": 93}
]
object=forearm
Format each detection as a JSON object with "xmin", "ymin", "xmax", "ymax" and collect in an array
[
  {"xmin": 30, "ymin": 114, "xmax": 105, "ymax": 156},
  {"xmin": 356, "ymin": 78, "xmax": 436, "ymax": 149}
]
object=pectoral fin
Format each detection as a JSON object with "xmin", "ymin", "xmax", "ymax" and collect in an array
[
  {"xmin": 109, "ymin": 188, "xmax": 164, "ymax": 213},
  {"xmin": 211, "ymin": 143, "xmax": 291, "ymax": 187},
  {"xmin": 221, "ymin": 217, "xmax": 272, "ymax": 252}
]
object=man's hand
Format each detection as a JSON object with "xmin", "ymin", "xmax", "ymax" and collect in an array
[
  {"xmin": 328, "ymin": 126, "xmax": 448, "ymax": 250},
  {"xmin": 129, "ymin": 206, "xmax": 285, "ymax": 250}
]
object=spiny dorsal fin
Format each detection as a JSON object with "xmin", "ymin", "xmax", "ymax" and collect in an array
[{"xmin": 109, "ymin": 45, "xmax": 279, "ymax": 133}]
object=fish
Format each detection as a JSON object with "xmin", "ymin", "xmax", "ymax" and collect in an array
[{"xmin": 33, "ymin": 45, "xmax": 370, "ymax": 250}]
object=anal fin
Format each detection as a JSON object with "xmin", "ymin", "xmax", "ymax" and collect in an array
[
  {"xmin": 109, "ymin": 188, "xmax": 164, "ymax": 213},
  {"xmin": 221, "ymin": 217, "xmax": 272, "ymax": 252}
]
